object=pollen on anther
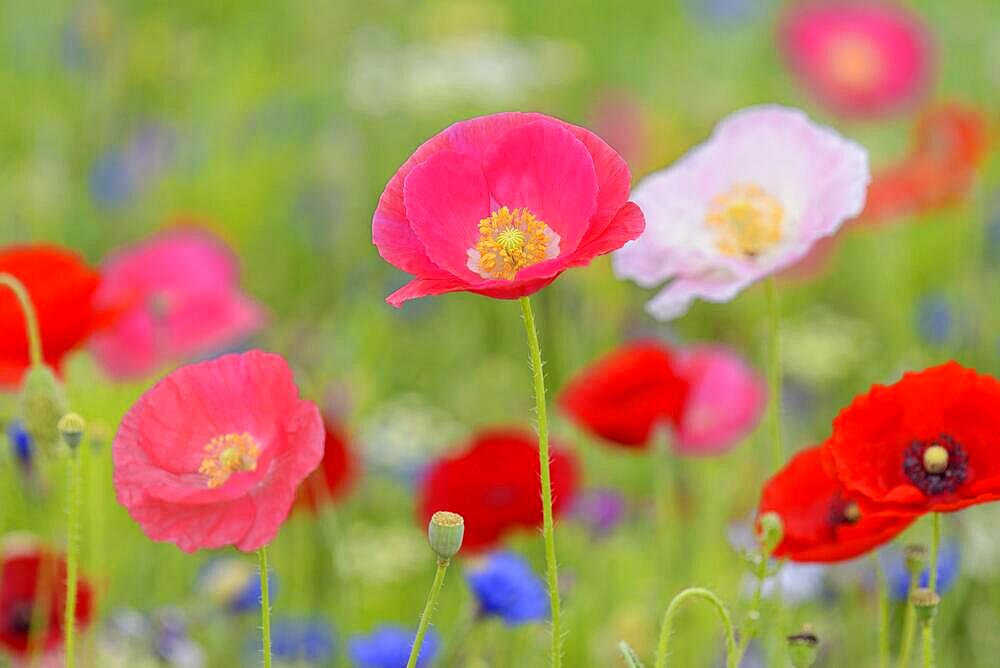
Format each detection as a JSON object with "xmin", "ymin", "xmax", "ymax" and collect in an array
[{"xmin": 198, "ymin": 432, "xmax": 261, "ymax": 488}]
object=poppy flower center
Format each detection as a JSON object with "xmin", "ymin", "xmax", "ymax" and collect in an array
[
  {"xmin": 903, "ymin": 434, "xmax": 968, "ymax": 496},
  {"xmin": 829, "ymin": 493, "xmax": 861, "ymax": 528},
  {"xmin": 198, "ymin": 432, "xmax": 261, "ymax": 488},
  {"xmin": 6, "ymin": 602, "xmax": 33, "ymax": 636},
  {"xmin": 825, "ymin": 33, "xmax": 883, "ymax": 90},
  {"xmin": 467, "ymin": 206, "xmax": 561, "ymax": 281},
  {"xmin": 705, "ymin": 183, "xmax": 784, "ymax": 257}
]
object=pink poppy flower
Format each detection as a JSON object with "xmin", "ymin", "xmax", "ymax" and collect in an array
[
  {"xmin": 613, "ymin": 106, "xmax": 869, "ymax": 320},
  {"xmin": 779, "ymin": 1, "xmax": 933, "ymax": 118},
  {"xmin": 373, "ymin": 112, "xmax": 644, "ymax": 306},
  {"xmin": 112, "ymin": 350, "xmax": 324, "ymax": 553},
  {"xmin": 672, "ymin": 345, "xmax": 766, "ymax": 455},
  {"xmin": 90, "ymin": 226, "xmax": 264, "ymax": 379}
]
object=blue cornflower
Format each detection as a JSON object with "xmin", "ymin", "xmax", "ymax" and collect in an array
[
  {"xmin": 6, "ymin": 420, "xmax": 33, "ymax": 466},
  {"xmin": 884, "ymin": 541, "xmax": 960, "ymax": 601},
  {"xmin": 915, "ymin": 295, "xmax": 953, "ymax": 345},
  {"xmin": 263, "ymin": 618, "xmax": 336, "ymax": 664},
  {"xmin": 348, "ymin": 625, "xmax": 438, "ymax": 668},
  {"xmin": 466, "ymin": 552, "xmax": 549, "ymax": 625},
  {"xmin": 196, "ymin": 558, "xmax": 277, "ymax": 614}
]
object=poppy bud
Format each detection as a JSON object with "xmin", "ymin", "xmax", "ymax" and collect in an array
[
  {"xmin": 756, "ymin": 511, "xmax": 784, "ymax": 557},
  {"xmin": 58, "ymin": 413, "xmax": 86, "ymax": 451},
  {"xmin": 17, "ymin": 365, "xmax": 67, "ymax": 451},
  {"xmin": 903, "ymin": 544, "xmax": 928, "ymax": 578},
  {"xmin": 787, "ymin": 628, "xmax": 819, "ymax": 667},
  {"xmin": 428, "ymin": 511, "xmax": 464, "ymax": 560},
  {"xmin": 910, "ymin": 588, "xmax": 940, "ymax": 625}
]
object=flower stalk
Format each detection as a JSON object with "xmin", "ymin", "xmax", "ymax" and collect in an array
[
  {"xmin": 519, "ymin": 295, "xmax": 563, "ymax": 667},
  {"xmin": 408, "ymin": 559, "xmax": 451, "ymax": 668},
  {"xmin": 0, "ymin": 273, "xmax": 43, "ymax": 369},
  {"xmin": 654, "ymin": 587, "xmax": 736, "ymax": 668},
  {"xmin": 764, "ymin": 277, "xmax": 783, "ymax": 470},
  {"xmin": 258, "ymin": 545, "xmax": 273, "ymax": 668}
]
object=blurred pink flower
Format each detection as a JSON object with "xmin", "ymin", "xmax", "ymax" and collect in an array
[
  {"xmin": 672, "ymin": 345, "xmax": 766, "ymax": 455},
  {"xmin": 614, "ymin": 106, "xmax": 869, "ymax": 320},
  {"xmin": 779, "ymin": 1, "xmax": 933, "ymax": 118},
  {"xmin": 90, "ymin": 226, "xmax": 264, "ymax": 379}
]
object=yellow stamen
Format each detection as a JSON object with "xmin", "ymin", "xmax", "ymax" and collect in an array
[
  {"xmin": 198, "ymin": 433, "xmax": 261, "ymax": 488},
  {"xmin": 923, "ymin": 445, "xmax": 949, "ymax": 475},
  {"xmin": 826, "ymin": 33, "xmax": 883, "ymax": 90},
  {"xmin": 705, "ymin": 183, "xmax": 784, "ymax": 257},
  {"xmin": 467, "ymin": 206, "xmax": 560, "ymax": 281}
]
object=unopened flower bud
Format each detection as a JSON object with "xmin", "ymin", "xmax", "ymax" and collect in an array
[
  {"xmin": 903, "ymin": 544, "xmax": 928, "ymax": 579},
  {"xmin": 756, "ymin": 512, "xmax": 784, "ymax": 557},
  {"xmin": 58, "ymin": 413, "xmax": 86, "ymax": 450},
  {"xmin": 910, "ymin": 588, "xmax": 940, "ymax": 625},
  {"xmin": 787, "ymin": 628, "xmax": 819, "ymax": 668},
  {"xmin": 428, "ymin": 511, "xmax": 464, "ymax": 560},
  {"xmin": 17, "ymin": 366, "xmax": 67, "ymax": 451}
]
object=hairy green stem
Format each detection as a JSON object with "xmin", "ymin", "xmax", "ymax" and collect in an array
[
  {"xmin": 898, "ymin": 573, "xmax": 919, "ymax": 668},
  {"xmin": 64, "ymin": 449, "xmax": 82, "ymax": 667},
  {"xmin": 922, "ymin": 513, "xmax": 942, "ymax": 668},
  {"xmin": 408, "ymin": 559, "xmax": 450, "ymax": 668},
  {"xmin": 875, "ymin": 557, "xmax": 889, "ymax": 668},
  {"xmin": 519, "ymin": 296, "xmax": 562, "ymax": 667},
  {"xmin": 764, "ymin": 278, "xmax": 783, "ymax": 470},
  {"xmin": 655, "ymin": 587, "xmax": 737, "ymax": 668},
  {"xmin": 258, "ymin": 546, "xmax": 272, "ymax": 668},
  {"xmin": 0, "ymin": 273, "xmax": 43, "ymax": 368}
]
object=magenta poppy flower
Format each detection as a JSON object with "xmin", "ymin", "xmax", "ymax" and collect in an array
[
  {"xmin": 90, "ymin": 226, "xmax": 264, "ymax": 379},
  {"xmin": 779, "ymin": 1, "xmax": 933, "ymax": 118},
  {"xmin": 672, "ymin": 345, "xmax": 766, "ymax": 455},
  {"xmin": 373, "ymin": 112, "xmax": 644, "ymax": 306},
  {"xmin": 112, "ymin": 350, "xmax": 324, "ymax": 553}
]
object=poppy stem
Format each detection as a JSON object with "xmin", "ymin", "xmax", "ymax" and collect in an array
[
  {"xmin": 898, "ymin": 573, "xmax": 919, "ymax": 668},
  {"xmin": 764, "ymin": 277, "xmax": 783, "ymax": 471},
  {"xmin": 654, "ymin": 587, "xmax": 737, "ymax": 668},
  {"xmin": 64, "ymin": 446, "xmax": 82, "ymax": 668},
  {"xmin": 921, "ymin": 513, "xmax": 942, "ymax": 668},
  {"xmin": 518, "ymin": 295, "xmax": 563, "ymax": 668},
  {"xmin": 0, "ymin": 272, "xmax": 43, "ymax": 368},
  {"xmin": 875, "ymin": 557, "xmax": 890, "ymax": 668},
  {"xmin": 408, "ymin": 558, "xmax": 451, "ymax": 668},
  {"xmin": 258, "ymin": 545, "xmax": 272, "ymax": 668}
]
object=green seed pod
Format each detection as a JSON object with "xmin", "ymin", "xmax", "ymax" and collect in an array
[
  {"xmin": 58, "ymin": 413, "xmax": 86, "ymax": 451},
  {"xmin": 17, "ymin": 365, "xmax": 67, "ymax": 452},
  {"xmin": 910, "ymin": 588, "xmax": 940, "ymax": 625},
  {"xmin": 787, "ymin": 630, "xmax": 819, "ymax": 668},
  {"xmin": 427, "ymin": 511, "xmax": 465, "ymax": 560},
  {"xmin": 903, "ymin": 544, "xmax": 928, "ymax": 579}
]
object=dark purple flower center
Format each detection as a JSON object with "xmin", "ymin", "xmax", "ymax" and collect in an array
[
  {"xmin": 6, "ymin": 602, "xmax": 34, "ymax": 637},
  {"xmin": 828, "ymin": 493, "xmax": 861, "ymax": 529},
  {"xmin": 903, "ymin": 434, "xmax": 968, "ymax": 496}
]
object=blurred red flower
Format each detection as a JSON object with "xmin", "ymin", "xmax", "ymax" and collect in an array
[
  {"xmin": 825, "ymin": 362, "xmax": 1000, "ymax": 514},
  {"xmin": 113, "ymin": 350, "xmax": 324, "ymax": 552},
  {"xmin": 418, "ymin": 428, "xmax": 579, "ymax": 553},
  {"xmin": 860, "ymin": 103, "xmax": 988, "ymax": 226},
  {"xmin": 294, "ymin": 419, "xmax": 359, "ymax": 514},
  {"xmin": 759, "ymin": 445, "xmax": 915, "ymax": 563},
  {"xmin": 559, "ymin": 340, "xmax": 765, "ymax": 455},
  {"xmin": 0, "ymin": 245, "xmax": 101, "ymax": 387},
  {"xmin": 0, "ymin": 539, "xmax": 93, "ymax": 658},
  {"xmin": 373, "ymin": 112, "xmax": 643, "ymax": 306}
]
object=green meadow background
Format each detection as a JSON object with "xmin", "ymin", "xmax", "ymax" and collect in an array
[{"xmin": 2, "ymin": 0, "xmax": 1000, "ymax": 665}]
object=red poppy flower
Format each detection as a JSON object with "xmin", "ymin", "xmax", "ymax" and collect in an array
[
  {"xmin": 373, "ymin": 112, "xmax": 644, "ymax": 306},
  {"xmin": 860, "ymin": 104, "xmax": 988, "ymax": 226},
  {"xmin": 559, "ymin": 341, "xmax": 688, "ymax": 448},
  {"xmin": 0, "ymin": 245, "xmax": 101, "ymax": 387},
  {"xmin": 759, "ymin": 445, "xmax": 916, "ymax": 563},
  {"xmin": 0, "ymin": 539, "xmax": 93, "ymax": 657},
  {"xmin": 417, "ymin": 428, "xmax": 579, "ymax": 553},
  {"xmin": 559, "ymin": 341, "xmax": 765, "ymax": 454},
  {"xmin": 294, "ymin": 419, "xmax": 358, "ymax": 514},
  {"xmin": 825, "ymin": 362, "xmax": 1000, "ymax": 514},
  {"xmin": 113, "ymin": 350, "xmax": 325, "ymax": 552}
]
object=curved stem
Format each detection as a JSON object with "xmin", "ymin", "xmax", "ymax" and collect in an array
[
  {"xmin": 654, "ymin": 587, "xmax": 737, "ymax": 668},
  {"xmin": 0, "ymin": 273, "xmax": 43, "ymax": 368},
  {"xmin": 764, "ymin": 278, "xmax": 783, "ymax": 471},
  {"xmin": 258, "ymin": 546, "xmax": 272, "ymax": 668},
  {"xmin": 519, "ymin": 296, "xmax": 562, "ymax": 667},
  {"xmin": 898, "ymin": 573, "xmax": 919, "ymax": 668},
  {"xmin": 408, "ymin": 559, "xmax": 450, "ymax": 668},
  {"xmin": 64, "ymin": 449, "xmax": 82, "ymax": 668},
  {"xmin": 875, "ymin": 557, "xmax": 889, "ymax": 668}
]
